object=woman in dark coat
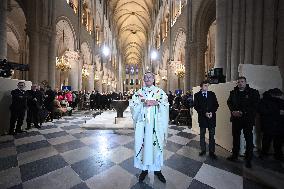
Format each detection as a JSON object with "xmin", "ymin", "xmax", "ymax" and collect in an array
[{"xmin": 258, "ymin": 88, "xmax": 284, "ymax": 161}]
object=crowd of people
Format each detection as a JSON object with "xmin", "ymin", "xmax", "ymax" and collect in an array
[
  {"xmin": 8, "ymin": 82, "xmax": 125, "ymax": 135},
  {"xmin": 8, "ymin": 77, "xmax": 284, "ymax": 166},
  {"xmin": 193, "ymin": 77, "xmax": 284, "ymax": 168}
]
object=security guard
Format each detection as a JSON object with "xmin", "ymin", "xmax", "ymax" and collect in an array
[
  {"xmin": 26, "ymin": 84, "xmax": 43, "ymax": 129},
  {"xmin": 9, "ymin": 82, "xmax": 27, "ymax": 135}
]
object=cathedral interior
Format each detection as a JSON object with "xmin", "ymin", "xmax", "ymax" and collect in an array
[{"xmin": 0, "ymin": 0, "xmax": 284, "ymax": 189}]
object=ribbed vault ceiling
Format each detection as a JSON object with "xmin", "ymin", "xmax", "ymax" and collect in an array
[{"xmin": 109, "ymin": 0, "xmax": 154, "ymax": 66}]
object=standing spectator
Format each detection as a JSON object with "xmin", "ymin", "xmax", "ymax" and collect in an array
[
  {"xmin": 26, "ymin": 84, "xmax": 44, "ymax": 129},
  {"xmin": 90, "ymin": 91, "xmax": 96, "ymax": 110},
  {"xmin": 45, "ymin": 86, "xmax": 56, "ymax": 122},
  {"xmin": 174, "ymin": 93, "xmax": 182, "ymax": 109},
  {"xmin": 9, "ymin": 82, "xmax": 27, "ymax": 135},
  {"xmin": 227, "ymin": 76, "xmax": 260, "ymax": 168},
  {"xmin": 167, "ymin": 91, "xmax": 174, "ymax": 107},
  {"xmin": 95, "ymin": 91, "xmax": 101, "ymax": 110},
  {"xmin": 194, "ymin": 80, "xmax": 219, "ymax": 159},
  {"xmin": 258, "ymin": 88, "xmax": 284, "ymax": 161},
  {"xmin": 72, "ymin": 91, "xmax": 77, "ymax": 109},
  {"xmin": 65, "ymin": 90, "xmax": 73, "ymax": 107}
]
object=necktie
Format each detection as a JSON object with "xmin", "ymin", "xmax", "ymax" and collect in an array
[{"xmin": 203, "ymin": 93, "xmax": 206, "ymax": 98}]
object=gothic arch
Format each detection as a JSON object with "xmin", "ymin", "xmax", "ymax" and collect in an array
[{"xmin": 55, "ymin": 16, "xmax": 78, "ymax": 56}]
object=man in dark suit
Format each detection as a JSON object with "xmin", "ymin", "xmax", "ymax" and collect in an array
[
  {"xmin": 9, "ymin": 82, "xmax": 27, "ymax": 135},
  {"xmin": 26, "ymin": 84, "xmax": 43, "ymax": 129},
  {"xmin": 194, "ymin": 80, "xmax": 219, "ymax": 159},
  {"xmin": 45, "ymin": 86, "xmax": 56, "ymax": 122},
  {"xmin": 227, "ymin": 76, "xmax": 260, "ymax": 168}
]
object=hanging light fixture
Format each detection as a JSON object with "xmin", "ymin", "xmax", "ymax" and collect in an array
[
  {"xmin": 56, "ymin": 55, "xmax": 71, "ymax": 72},
  {"xmin": 175, "ymin": 63, "xmax": 185, "ymax": 78},
  {"xmin": 82, "ymin": 65, "xmax": 90, "ymax": 78}
]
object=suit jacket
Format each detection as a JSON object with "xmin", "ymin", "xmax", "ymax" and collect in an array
[
  {"xmin": 227, "ymin": 85, "xmax": 260, "ymax": 125},
  {"xmin": 194, "ymin": 90, "xmax": 219, "ymax": 128}
]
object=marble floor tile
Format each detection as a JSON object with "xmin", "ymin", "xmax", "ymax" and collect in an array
[
  {"xmin": 152, "ymin": 165, "xmax": 193, "ymax": 189},
  {"xmin": 188, "ymin": 179, "xmax": 214, "ymax": 189},
  {"xmin": 165, "ymin": 154, "xmax": 203, "ymax": 177},
  {"xmin": 43, "ymin": 131, "xmax": 69, "ymax": 139},
  {"xmin": 19, "ymin": 155, "xmax": 68, "ymax": 182},
  {"xmin": 167, "ymin": 135, "xmax": 190, "ymax": 145},
  {"xmin": 53, "ymin": 140, "xmax": 85, "ymax": 153},
  {"xmin": 165, "ymin": 140, "xmax": 184, "ymax": 153},
  {"xmin": 0, "ymin": 167, "xmax": 22, "ymax": 188},
  {"xmin": 17, "ymin": 146, "xmax": 58, "ymax": 166},
  {"xmin": 16, "ymin": 140, "xmax": 50, "ymax": 154},
  {"xmin": 107, "ymin": 146, "xmax": 134, "ymax": 164},
  {"xmin": 176, "ymin": 146, "xmax": 207, "ymax": 162},
  {"xmin": 194, "ymin": 163, "xmax": 243, "ymax": 189},
  {"xmin": 0, "ymin": 140, "xmax": 14, "ymax": 149},
  {"xmin": 14, "ymin": 131, "xmax": 41, "ymax": 139},
  {"xmin": 86, "ymin": 165, "xmax": 136, "ymax": 189},
  {"xmin": 47, "ymin": 135, "xmax": 77, "ymax": 146},
  {"xmin": 22, "ymin": 166, "xmax": 81, "ymax": 189},
  {"xmin": 39, "ymin": 128, "xmax": 64, "ymax": 135},
  {"xmin": 0, "ymin": 155, "xmax": 18, "ymax": 171},
  {"xmin": 0, "ymin": 147, "xmax": 17, "ymax": 158},
  {"xmin": 61, "ymin": 146, "xmax": 96, "ymax": 165},
  {"xmin": 119, "ymin": 157, "xmax": 140, "ymax": 176},
  {"xmin": 70, "ymin": 182, "xmax": 90, "ymax": 189},
  {"xmin": 71, "ymin": 155, "xmax": 115, "ymax": 181},
  {"xmin": 14, "ymin": 135, "xmax": 46, "ymax": 146},
  {"xmin": 110, "ymin": 135, "xmax": 134, "ymax": 145},
  {"xmin": 65, "ymin": 128, "xmax": 83, "ymax": 135},
  {"xmin": 0, "ymin": 135, "xmax": 14, "ymax": 143},
  {"xmin": 167, "ymin": 129, "xmax": 181, "ymax": 135},
  {"xmin": 177, "ymin": 132, "xmax": 197, "ymax": 140}
]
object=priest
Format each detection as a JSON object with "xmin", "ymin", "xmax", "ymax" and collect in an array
[{"xmin": 129, "ymin": 71, "xmax": 169, "ymax": 183}]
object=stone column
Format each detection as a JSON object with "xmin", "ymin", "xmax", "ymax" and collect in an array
[
  {"xmin": 102, "ymin": 75, "xmax": 108, "ymax": 93},
  {"xmin": 95, "ymin": 70, "xmax": 103, "ymax": 92},
  {"xmin": 159, "ymin": 69, "xmax": 167, "ymax": 91},
  {"xmin": 239, "ymin": 0, "xmax": 246, "ymax": 65},
  {"xmin": 78, "ymin": 58, "xmax": 83, "ymax": 91},
  {"xmin": 262, "ymin": 0, "xmax": 276, "ymax": 66},
  {"xmin": 66, "ymin": 51, "xmax": 80, "ymax": 91},
  {"xmin": 188, "ymin": 42, "xmax": 197, "ymax": 87},
  {"xmin": 48, "ymin": 30, "xmax": 56, "ymax": 89},
  {"xmin": 0, "ymin": 0, "xmax": 7, "ymax": 59},
  {"xmin": 276, "ymin": 0, "xmax": 284, "ymax": 90},
  {"xmin": 184, "ymin": 43, "xmax": 191, "ymax": 91},
  {"xmin": 87, "ymin": 65, "xmax": 94, "ymax": 91},
  {"xmin": 244, "ymin": 0, "xmax": 254, "ymax": 65},
  {"xmin": 38, "ymin": 28, "xmax": 50, "ymax": 83},
  {"xmin": 226, "ymin": 0, "xmax": 232, "ymax": 81},
  {"xmin": 215, "ymin": 0, "xmax": 227, "ymax": 72},
  {"xmin": 27, "ymin": 29, "xmax": 40, "ymax": 83},
  {"xmin": 253, "ymin": 0, "xmax": 264, "ymax": 65},
  {"xmin": 196, "ymin": 41, "xmax": 206, "ymax": 86},
  {"xmin": 230, "ymin": 0, "xmax": 240, "ymax": 80}
]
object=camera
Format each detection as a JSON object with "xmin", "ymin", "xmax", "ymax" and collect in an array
[{"xmin": 0, "ymin": 59, "xmax": 29, "ymax": 78}]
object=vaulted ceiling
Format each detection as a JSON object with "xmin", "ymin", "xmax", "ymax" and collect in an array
[{"xmin": 109, "ymin": 0, "xmax": 155, "ymax": 66}]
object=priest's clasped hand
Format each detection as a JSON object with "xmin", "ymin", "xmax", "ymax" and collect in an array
[{"xmin": 143, "ymin": 100, "xmax": 158, "ymax": 107}]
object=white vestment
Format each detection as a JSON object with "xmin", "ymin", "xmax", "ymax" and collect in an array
[{"xmin": 129, "ymin": 85, "xmax": 169, "ymax": 171}]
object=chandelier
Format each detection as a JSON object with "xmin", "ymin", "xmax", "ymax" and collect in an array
[
  {"xmin": 175, "ymin": 63, "xmax": 185, "ymax": 78},
  {"xmin": 94, "ymin": 75, "xmax": 99, "ymax": 81},
  {"xmin": 82, "ymin": 66, "xmax": 90, "ymax": 78},
  {"xmin": 56, "ymin": 55, "xmax": 71, "ymax": 72}
]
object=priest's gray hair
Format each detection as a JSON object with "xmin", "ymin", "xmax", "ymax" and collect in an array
[{"xmin": 144, "ymin": 71, "xmax": 154, "ymax": 78}]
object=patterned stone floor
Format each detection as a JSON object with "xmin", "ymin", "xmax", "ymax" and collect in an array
[{"xmin": 0, "ymin": 110, "xmax": 282, "ymax": 189}]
